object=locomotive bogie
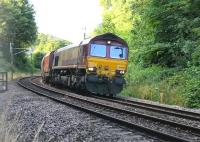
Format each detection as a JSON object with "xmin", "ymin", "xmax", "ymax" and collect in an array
[{"xmin": 85, "ymin": 75, "xmax": 125, "ymax": 96}]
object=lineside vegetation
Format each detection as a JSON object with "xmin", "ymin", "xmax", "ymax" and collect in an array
[{"xmin": 95, "ymin": 0, "xmax": 200, "ymax": 108}]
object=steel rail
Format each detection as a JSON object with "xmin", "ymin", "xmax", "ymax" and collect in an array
[
  {"xmin": 117, "ymin": 96, "xmax": 200, "ymax": 120},
  {"xmin": 37, "ymin": 76, "xmax": 200, "ymax": 122},
  {"xmin": 87, "ymin": 95, "xmax": 200, "ymax": 122}
]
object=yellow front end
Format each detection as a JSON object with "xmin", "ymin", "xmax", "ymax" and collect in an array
[
  {"xmin": 85, "ymin": 56, "xmax": 128, "ymax": 96},
  {"xmin": 86, "ymin": 57, "xmax": 128, "ymax": 78}
]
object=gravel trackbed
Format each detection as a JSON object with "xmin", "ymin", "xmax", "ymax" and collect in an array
[{"xmin": 0, "ymin": 81, "xmax": 157, "ymax": 142}]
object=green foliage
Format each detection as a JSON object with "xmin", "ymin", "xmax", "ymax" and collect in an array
[
  {"xmin": 0, "ymin": 42, "xmax": 10, "ymax": 71},
  {"xmin": 97, "ymin": 0, "xmax": 200, "ymax": 108},
  {"xmin": 97, "ymin": 0, "xmax": 200, "ymax": 67},
  {"xmin": 94, "ymin": 0, "xmax": 154, "ymax": 62},
  {"xmin": 183, "ymin": 67, "xmax": 200, "ymax": 108},
  {"xmin": 33, "ymin": 52, "xmax": 44, "ymax": 68},
  {"xmin": 142, "ymin": 0, "xmax": 200, "ymax": 67},
  {"xmin": 0, "ymin": 0, "xmax": 37, "ymax": 69},
  {"xmin": 14, "ymin": 53, "xmax": 33, "ymax": 71},
  {"xmin": 33, "ymin": 33, "xmax": 71, "ymax": 68},
  {"xmin": 192, "ymin": 46, "xmax": 200, "ymax": 66},
  {"xmin": 185, "ymin": 79, "xmax": 200, "ymax": 108},
  {"xmin": 122, "ymin": 64, "xmax": 200, "ymax": 107},
  {"xmin": 34, "ymin": 33, "xmax": 71, "ymax": 53},
  {"xmin": 0, "ymin": 0, "xmax": 37, "ymax": 46},
  {"xmin": 138, "ymin": 41, "xmax": 194, "ymax": 67},
  {"xmin": 94, "ymin": 0, "xmax": 136, "ymax": 42},
  {"xmin": 122, "ymin": 63, "xmax": 186, "ymax": 106}
]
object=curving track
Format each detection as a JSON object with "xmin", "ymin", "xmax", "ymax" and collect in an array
[
  {"xmin": 18, "ymin": 76, "xmax": 200, "ymax": 142},
  {"xmin": 115, "ymin": 96, "xmax": 200, "ymax": 121},
  {"xmin": 89, "ymin": 95, "xmax": 200, "ymax": 126}
]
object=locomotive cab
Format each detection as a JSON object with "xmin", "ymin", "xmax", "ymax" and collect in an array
[{"xmin": 87, "ymin": 42, "xmax": 128, "ymax": 77}]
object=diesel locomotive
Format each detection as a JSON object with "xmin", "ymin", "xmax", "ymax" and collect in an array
[{"xmin": 41, "ymin": 33, "xmax": 128, "ymax": 96}]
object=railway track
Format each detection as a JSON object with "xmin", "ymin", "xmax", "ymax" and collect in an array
[
  {"xmin": 117, "ymin": 96, "xmax": 200, "ymax": 121},
  {"xmin": 39, "ymin": 77, "xmax": 200, "ymax": 130},
  {"xmin": 89, "ymin": 95, "xmax": 200, "ymax": 122},
  {"xmin": 18, "ymin": 77, "xmax": 200, "ymax": 142}
]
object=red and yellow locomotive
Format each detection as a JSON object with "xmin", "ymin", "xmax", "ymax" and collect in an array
[{"xmin": 41, "ymin": 33, "xmax": 128, "ymax": 96}]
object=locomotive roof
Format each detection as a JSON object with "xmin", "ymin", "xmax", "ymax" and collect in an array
[
  {"xmin": 91, "ymin": 33, "xmax": 128, "ymax": 46},
  {"xmin": 55, "ymin": 33, "xmax": 128, "ymax": 53},
  {"xmin": 55, "ymin": 38, "xmax": 91, "ymax": 53}
]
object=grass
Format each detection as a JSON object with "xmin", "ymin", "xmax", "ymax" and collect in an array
[
  {"xmin": 0, "ymin": 57, "xmax": 40, "ymax": 81},
  {"xmin": 0, "ymin": 96, "xmax": 22, "ymax": 142},
  {"xmin": 121, "ymin": 63, "xmax": 187, "ymax": 107},
  {"xmin": 0, "ymin": 51, "xmax": 11, "ymax": 72},
  {"xmin": 0, "ymin": 49, "xmax": 41, "ymax": 80},
  {"xmin": 32, "ymin": 121, "xmax": 45, "ymax": 142},
  {"xmin": 4, "ymin": 69, "xmax": 41, "ymax": 81},
  {"xmin": 0, "ymin": 97, "xmax": 46, "ymax": 142}
]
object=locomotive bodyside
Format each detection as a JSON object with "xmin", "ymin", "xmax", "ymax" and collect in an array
[{"xmin": 52, "ymin": 43, "xmax": 87, "ymax": 69}]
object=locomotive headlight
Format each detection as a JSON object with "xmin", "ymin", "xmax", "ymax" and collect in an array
[
  {"xmin": 88, "ymin": 67, "xmax": 96, "ymax": 72},
  {"xmin": 116, "ymin": 70, "xmax": 125, "ymax": 75},
  {"xmin": 107, "ymin": 40, "xmax": 111, "ymax": 44},
  {"xmin": 119, "ymin": 70, "xmax": 125, "ymax": 74}
]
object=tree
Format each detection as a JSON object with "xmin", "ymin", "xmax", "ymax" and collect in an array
[
  {"xmin": 0, "ymin": 0, "xmax": 37, "ymax": 69},
  {"xmin": 94, "ymin": 0, "xmax": 154, "ymax": 63},
  {"xmin": 138, "ymin": 0, "xmax": 200, "ymax": 67},
  {"xmin": 96, "ymin": 0, "xmax": 200, "ymax": 68},
  {"xmin": 33, "ymin": 33, "xmax": 71, "ymax": 53},
  {"xmin": 33, "ymin": 33, "xmax": 71, "ymax": 68}
]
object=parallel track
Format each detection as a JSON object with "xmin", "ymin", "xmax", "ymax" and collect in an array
[
  {"xmin": 118, "ymin": 96, "xmax": 200, "ymax": 120},
  {"xmin": 90, "ymin": 95, "xmax": 200, "ymax": 121},
  {"xmin": 18, "ymin": 77, "xmax": 200, "ymax": 142}
]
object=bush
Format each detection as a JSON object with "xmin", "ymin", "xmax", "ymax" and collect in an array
[
  {"xmin": 122, "ymin": 64, "xmax": 200, "ymax": 108},
  {"xmin": 14, "ymin": 54, "xmax": 34, "ymax": 73},
  {"xmin": 185, "ymin": 79, "xmax": 200, "ymax": 108},
  {"xmin": 192, "ymin": 46, "xmax": 200, "ymax": 66},
  {"xmin": 33, "ymin": 52, "xmax": 44, "ymax": 68},
  {"xmin": 183, "ymin": 67, "xmax": 200, "ymax": 108},
  {"xmin": 121, "ymin": 64, "xmax": 185, "ymax": 105}
]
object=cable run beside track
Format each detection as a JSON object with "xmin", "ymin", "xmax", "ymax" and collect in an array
[{"xmin": 18, "ymin": 77, "xmax": 200, "ymax": 142}]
